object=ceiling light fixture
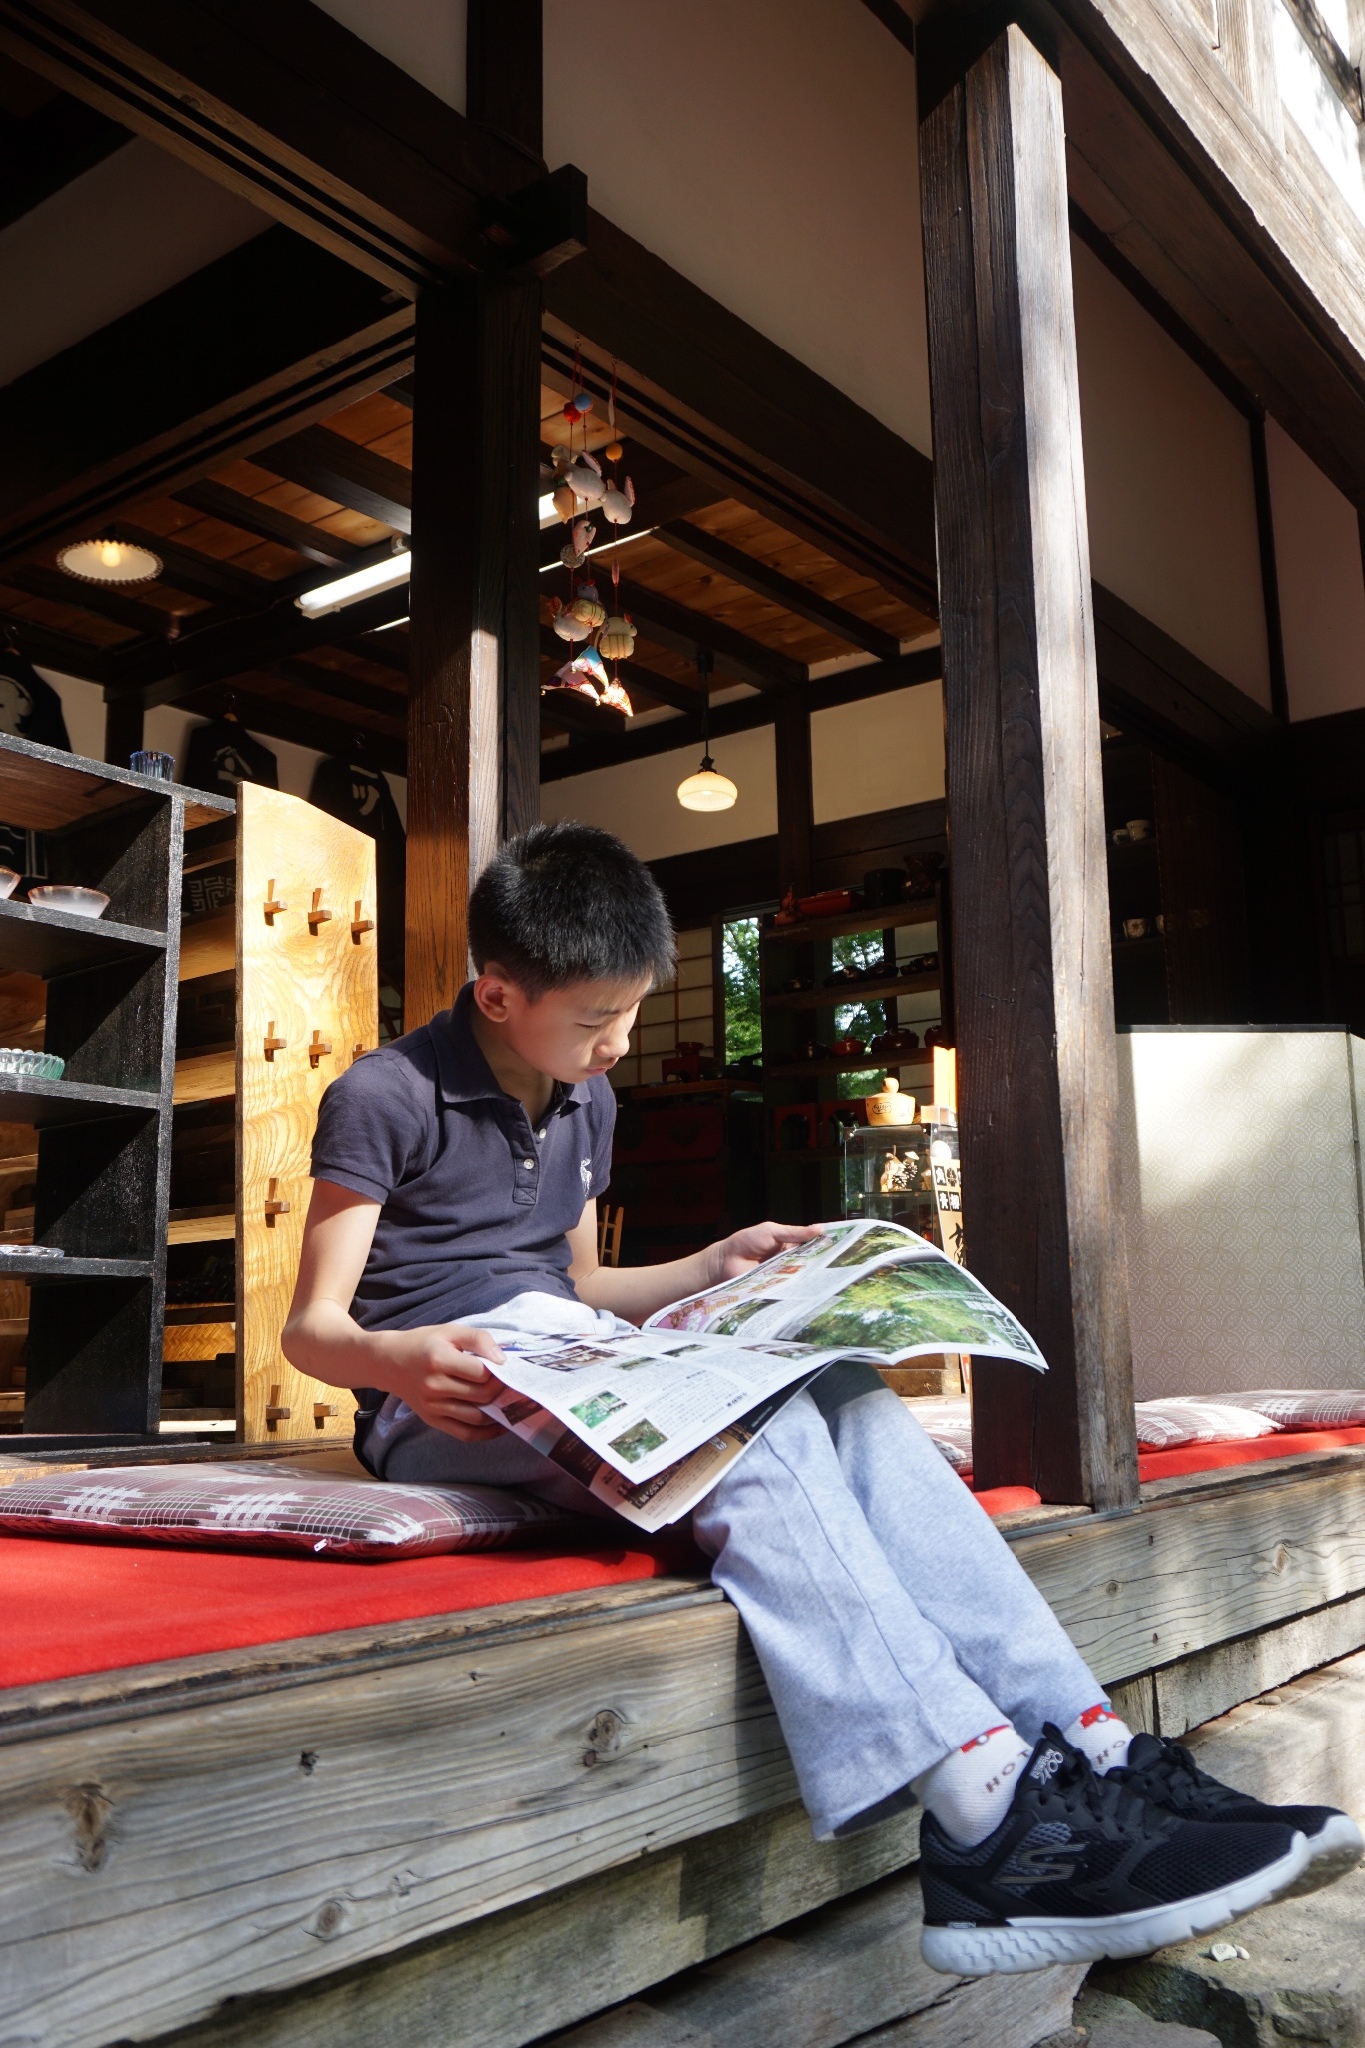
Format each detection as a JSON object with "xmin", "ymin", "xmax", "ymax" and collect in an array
[
  {"xmin": 295, "ymin": 550, "xmax": 411, "ymax": 619},
  {"xmin": 57, "ymin": 538, "xmax": 162, "ymax": 586},
  {"xmin": 677, "ymin": 649, "xmax": 736, "ymax": 812}
]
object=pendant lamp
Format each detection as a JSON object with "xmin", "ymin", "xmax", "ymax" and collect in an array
[
  {"xmin": 57, "ymin": 539, "xmax": 162, "ymax": 585},
  {"xmin": 677, "ymin": 648, "xmax": 736, "ymax": 811}
]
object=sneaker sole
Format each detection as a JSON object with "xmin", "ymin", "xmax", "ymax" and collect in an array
[
  {"xmin": 920, "ymin": 1830, "xmax": 1310, "ymax": 1977},
  {"xmin": 1268, "ymin": 1813, "xmax": 1364, "ymax": 1902}
]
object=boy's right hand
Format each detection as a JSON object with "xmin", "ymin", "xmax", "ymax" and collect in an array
[{"xmin": 378, "ymin": 1324, "xmax": 508, "ymax": 1441}]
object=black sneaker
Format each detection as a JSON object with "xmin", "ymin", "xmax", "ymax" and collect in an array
[
  {"xmin": 919, "ymin": 1728, "xmax": 1308, "ymax": 1976},
  {"xmin": 1111, "ymin": 1731, "xmax": 1363, "ymax": 1898}
]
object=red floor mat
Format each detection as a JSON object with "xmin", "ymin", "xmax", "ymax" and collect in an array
[{"xmin": 1135, "ymin": 1423, "xmax": 1365, "ymax": 1481}]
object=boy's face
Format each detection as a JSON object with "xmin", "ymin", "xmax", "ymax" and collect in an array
[{"xmin": 473, "ymin": 969, "xmax": 654, "ymax": 1085}]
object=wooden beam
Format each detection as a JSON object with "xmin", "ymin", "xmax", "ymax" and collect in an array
[
  {"xmin": 775, "ymin": 695, "xmax": 814, "ymax": 899},
  {"xmin": 172, "ymin": 484, "xmax": 363, "ymax": 571},
  {"xmin": 0, "ymin": 0, "xmax": 583, "ymax": 291},
  {"xmin": 467, "ymin": 0, "xmax": 542, "ymax": 156},
  {"xmin": 102, "ymin": 689, "xmax": 142, "ymax": 769},
  {"xmin": 918, "ymin": 16, "xmax": 1137, "ymax": 1508},
  {"xmin": 112, "ymin": 582, "xmax": 413, "ymax": 710},
  {"xmin": 0, "ymin": 613, "xmax": 111, "ymax": 682},
  {"xmin": 613, "ymin": 576, "xmax": 806, "ymax": 693},
  {"xmin": 259, "ymin": 426, "xmax": 413, "ymax": 535},
  {"xmin": 542, "ymin": 210, "xmax": 938, "ymax": 613},
  {"xmin": 108, "ymin": 520, "xmax": 283, "ymax": 605},
  {"xmin": 660, "ymin": 522, "xmax": 903, "ymax": 661},
  {"xmin": 0, "ymin": 227, "xmax": 413, "ymax": 570},
  {"xmin": 269, "ymin": 658, "xmax": 406, "ymax": 724},
  {"xmin": 407, "ymin": 277, "xmax": 541, "ymax": 1024},
  {"xmin": 4, "ymin": 563, "xmax": 175, "ymax": 641},
  {"xmin": 860, "ymin": 0, "xmax": 918, "ymax": 55},
  {"xmin": 0, "ymin": 91, "xmax": 129, "ymax": 232},
  {"xmin": 173, "ymin": 682, "xmax": 407, "ymax": 779}
]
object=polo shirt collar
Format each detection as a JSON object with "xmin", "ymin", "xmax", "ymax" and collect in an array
[{"xmin": 432, "ymin": 984, "xmax": 592, "ymax": 1110}]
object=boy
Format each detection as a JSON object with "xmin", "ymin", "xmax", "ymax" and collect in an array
[{"xmin": 285, "ymin": 821, "xmax": 1359, "ymax": 1976}]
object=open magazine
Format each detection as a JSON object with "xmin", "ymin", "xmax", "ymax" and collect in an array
[{"xmin": 473, "ymin": 1219, "xmax": 1044, "ymax": 1533}]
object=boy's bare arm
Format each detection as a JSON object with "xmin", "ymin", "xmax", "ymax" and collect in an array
[
  {"xmin": 282, "ymin": 1179, "xmax": 508, "ymax": 1440},
  {"xmin": 568, "ymin": 1203, "xmax": 823, "ymax": 1325}
]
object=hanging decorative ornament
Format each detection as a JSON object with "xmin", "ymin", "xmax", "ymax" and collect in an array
[
  {"xmin": 597, "ymin": 613, "xmax": 636, "ymax": 662},
  {"xmin": 599, "ymin": 676, "xmax": 634, "ymax": 716},
  {"xmin": 564, "ymin": 450, "xmax": 605, "ymax": 507},
  {"xmin": 604, "ymin": 441, "xmax": 624, "ymax": 464},
  {"xmin": 552, "ymin": 480, "xmax": 579, "ymax": 522},
  {"xmin": 569, "ymin": 579, "xmax": 606, "ymax": 631},
  {"xmin": 559, "ymin": 518, "xmax": 597, "ymax": 572},
  {"xmin": 551, "ymin": 647, "xmax": 609, "ymax": 698},
  {"xmin": 600, "ymin": 475, "xmax": 635, "ymax": 527},
  {"xmin": 550, "ymin": 594, "xmax": 592, "ymax": 643}
]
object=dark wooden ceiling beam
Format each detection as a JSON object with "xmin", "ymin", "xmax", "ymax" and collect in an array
[
  {"xmin": 4, "ymin": 562, "xmax": 177, "ymax": 638},
  {"xmin": 110, "ymin": 579, "xmax": 413, "ymax": 709},
  {"xmin": 106, "ymin": 520, "xmax": 281, "ymax": 606},
  {"xmin": 171, "ymin": 482, "xmax": 362, "ymax": 570},
  {"xmin": 270, "ymin": 656, "xmax": 406, "ymax": 722},
  {"xmin": 0, "ymin": 88, "xmax": 129, "ymax": 231},
  {"xmin": 258, "ymin": 426, "xmax": 412, "ymax": 534},
  {"xmin": 172, "ymin": 680, "xmax": 407, "ymax": 777},
  {"xmin": 0, "ymin": 0, "xmax": 584, "ymax": 290},
  {"xmin": 611, "ymin": 575, "xmax": 806, "ymax": 693},
  {"xmin": 659, "ymin": 520, "xmax": 903, "ymax": 661},
  {"xmin": 0, "ymin": 226, "xmax": 412, "ymax": 570},
  {"xmin": 0, "ymin": 612, "xmax": 111, "ymax": 682}
]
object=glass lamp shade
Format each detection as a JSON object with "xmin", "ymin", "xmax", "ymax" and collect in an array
[
  {"xmin": 57, "ymin": 539, "xmax": 162, "ymax": 585},
  {"xmin": 676, "ymin": 755, "xmax": 738, "ymax": 812}
]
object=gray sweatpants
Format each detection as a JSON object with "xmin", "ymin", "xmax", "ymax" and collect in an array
[{"xmin": 368, "ymin": 1297, "xmax": 1103, "ymax": 1840}]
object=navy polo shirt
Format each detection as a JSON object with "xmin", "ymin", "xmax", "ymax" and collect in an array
[{"xmin": 310, "ymin": 985, "xmax": 617, "ymax": 1335}]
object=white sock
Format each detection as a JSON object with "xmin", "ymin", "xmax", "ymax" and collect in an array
[
  {"xmin": 914, "ymin": 1723, "xmax": 1033, "ymax": 1846},
  {"xmin": 1064, "ymin": 1703, "xmax": 1133, "ymax": 1775}
]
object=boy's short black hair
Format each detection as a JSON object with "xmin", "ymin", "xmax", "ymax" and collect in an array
[{"xmin": 469, "ymin": 820, "xmax": 676, "ymax": 998}]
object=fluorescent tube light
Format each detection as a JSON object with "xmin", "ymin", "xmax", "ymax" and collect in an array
[{"xmin": 296, "ymin": 551, "xmax": 411, "ymax": 619}]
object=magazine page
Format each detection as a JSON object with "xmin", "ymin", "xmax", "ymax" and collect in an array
[
  {"xmin": 646, "ymin": 1218, "xmax": 1044, "ymax": 1372},
  {"xmin": 474, "ymin": 1323, "xmax": 854, "ymax": 1486},
  {"xmin": 485, "ymin": 1370, "xmax": 828, "ymax": 1531}
]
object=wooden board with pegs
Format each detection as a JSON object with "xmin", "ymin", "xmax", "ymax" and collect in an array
[{"xmin": 236, "ymin": 785, "xmax": 377, "ymax": 1444}]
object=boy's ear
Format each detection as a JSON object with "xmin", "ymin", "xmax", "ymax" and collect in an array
[{"xmin": 472, "ymin": 968, "xmax": 513, "ymax": 1023}]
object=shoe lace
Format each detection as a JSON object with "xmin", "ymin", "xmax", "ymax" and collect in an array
[
  {"xmin": 1036, "ymin": 1729, "xmax": 1154, "ymax": 1836},
  {"xmin": 1123, "ymin": 1739, "xmax": 1244, "ymax": 1813}
]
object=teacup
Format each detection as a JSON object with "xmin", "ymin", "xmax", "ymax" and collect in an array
[
  {"xmin": 1127, "ymin": 818, "xmax": 1152, "ymax": 841},
  {"xmin": 1122, "ymin": 917, "xmax": 1148, "ymax": 940}
]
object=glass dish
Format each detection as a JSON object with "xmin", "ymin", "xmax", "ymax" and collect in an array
[
  {"xmin": 26, "ymin": 884, "xmax": 110, "ymax": 919},
  {"xmin": 0, "ymin": 1048, "xmax": 65, "ymax": 1080},
  {"xmin": 0, "ymin": 869, "xmax": 18, "ymax": 900},
  {"xmin": 2, "ymin": 1244, "xmax": 64, "ymax": 1259}
]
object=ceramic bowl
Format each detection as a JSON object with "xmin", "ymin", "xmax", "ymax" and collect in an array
[
  {"xmin": 26, "ymin": 884, "xmax": 110, "ymax": 919},
  {"xmin": 0, "ymin": 869, "xmax": 18, "ymax": 901},
  {"xmin": 3, "ymin": 1244, "xmax": 64, "ymax": 1259},
  {"xmin": 0, "ymin": 1048, "xmax": 65, "ymax": 1080}
]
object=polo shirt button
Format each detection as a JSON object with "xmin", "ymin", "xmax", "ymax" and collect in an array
[
  {"xmin": 522, "ymin": 1159, "xmax": 535, "ymax": 1170},
  {"xmin": 536, "ymin": 1129, "xmax": 546, "ymax": 1140}
]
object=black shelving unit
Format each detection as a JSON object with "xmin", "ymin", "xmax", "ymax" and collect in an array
[
  {"xmin": 760, "ymin": 889, "xmax": 950, "ymax": 1222},
  {"xmin": 0, "ymin": 733, "xmax": 232, "ymax": 1436}
]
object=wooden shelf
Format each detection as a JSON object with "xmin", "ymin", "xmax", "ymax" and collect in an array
[
  {"xmin": 0, "ymin": 899, "xmax": 167, "ymax": 976},
  {"xmin": 0, "ymin": 1074, "xmax": 160, "ymax": 1127},
  {"xmin": 0, "ymin": 731, "xmax": 233, "ymax": 835},
  {"xmin": 766, "ymin": 1054, "xmax": 933, "ymax": 1080},
  {"xmin": 167, "ymin": 1211, "xmax": 234, "ymax": 1245},
  {"xmin": 766, "ymin": 971, "xmax": 940, "ymax": 1010},
  {"xmin": 0, "ymin": 1251, "xmax": 154, "ymax": 1279},
  {"xmin": 173, "ymin": 1050, "xmax": 236, "ymax": 1105},
  {"xmin": 763, "ymin": 901, "xmax": 938, "ymax": 945}
]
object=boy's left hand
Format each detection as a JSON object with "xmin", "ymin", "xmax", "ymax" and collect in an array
[{"xmin": 707, "ymin": 1221, "xmax": 824, "ymax": 1285}]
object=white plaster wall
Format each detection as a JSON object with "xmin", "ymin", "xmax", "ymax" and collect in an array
[
  {"xmin": 1072, "ymin": 238, "xmax": 1273, "ymax": 708},
  {"xmin": 1265, "ymin": 417, "xmax": 1365, "ymax": 720},
  {"xmin": 0, "ymin": 142, "xmax": 270, "ymax": 388},
  {"xmin": 540, "ymin": 724, "xmax": 777, "ymax": 863},
  {"xmin": 811, "ymin": 683, "xmax": 943, "ymax": 823},
  {"xmin": 309, "ymin": 0, "xmax": 466, "ymax": 110},
  {"xmin": 1118, "ymin": 1029, "xmax": 1365, "ymax": 1396},
  {"xmin": 545, "ymin": 0, "xmax": 931, "ymax": 455}
]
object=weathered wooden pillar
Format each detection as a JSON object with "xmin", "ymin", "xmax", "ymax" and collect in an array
[
  {"xmin": 775, "ymin": 695, "xmax": 815, "ymax": 899},
  {"xmin": 918, "ymin": 11, "xmax": 1138, "ymax": 1507},
  {"xmin": 405, "ymin": 277, "xmax": 541, "ymax": 1026}
]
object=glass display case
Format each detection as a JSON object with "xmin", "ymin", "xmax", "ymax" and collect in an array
[{"xmin": 841, "ymin": 1116, "xmax": 962, "ymax": 1259}]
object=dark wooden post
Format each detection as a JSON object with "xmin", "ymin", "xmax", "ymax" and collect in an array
[
  {"xmin": 918, "ymin": 12, "xmax": 1138, "ymax": 1508},
  {"xmin": 406, "ymin": 276, "xmax": 541, "ymax": 1026},
  {"xmin": 103, "ymin": 691, "xmax": 143, "ymax": 769},
  {"xmin": 775, "ymin": 695, "xmax": 814, "ymax": 900}
]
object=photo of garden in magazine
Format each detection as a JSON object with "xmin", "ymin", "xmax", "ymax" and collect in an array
[{"xmin": 473, "ymin": 1221, "xmax": 1044, "ymax": 1531}]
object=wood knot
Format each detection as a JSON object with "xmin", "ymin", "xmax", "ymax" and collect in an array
[
  {"xmin": 582, "ymin": 1708, "xmax": 624, "ymax": 1768},
  {"xmin": 63, "ymin": 1782, "xmax": 112, "ymax": 1872},
  {"xmin": 299, "ymin": 1750, "xmax": 318, "ymax": 1776},
  {"xmin": 312, "ymin": 1897, "xmax": 346, "ymax": 1940}
]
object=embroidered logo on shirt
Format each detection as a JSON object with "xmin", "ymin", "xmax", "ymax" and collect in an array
[{"xmin": 581, "ymin": 1157, "xmax": 593, "ymax": 1193}]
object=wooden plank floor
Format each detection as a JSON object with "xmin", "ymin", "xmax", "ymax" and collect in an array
[{"xmin": 3, "ymin": 1450, "xmax": 1365, "ymax": 2048}]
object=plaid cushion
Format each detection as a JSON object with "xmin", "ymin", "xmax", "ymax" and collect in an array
[
  {"xmin": 0, "ymin": 1463, "xmax": 591, "ymax": 1560},
  {"xmin": 1206, "ymin": 1389, "xmax": 1365, "ymax": 1430}
]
